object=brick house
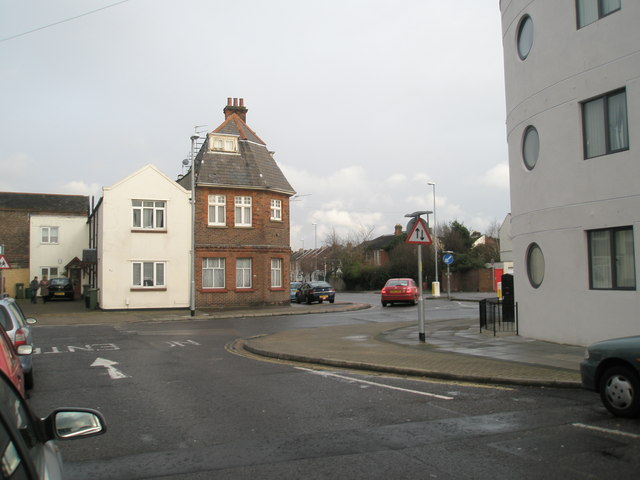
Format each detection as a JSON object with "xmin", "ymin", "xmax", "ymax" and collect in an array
[
  {"xmin": 0, "ymin": 192, "xmax": 89, "ymax": 297},
  {"xmin": 178, "ymin": 98, "xmax": 295, "ymax": 308}
]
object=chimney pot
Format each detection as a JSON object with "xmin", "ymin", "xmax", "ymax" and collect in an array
[
  {"xmin": 233, "ymin": 98, "xmax": 238, "ymax": 106},
  {"xmin": 227, "ymin": 97, "xmax": 232, "ymax": 106}
]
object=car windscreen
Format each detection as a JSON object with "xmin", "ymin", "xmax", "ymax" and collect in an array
[
  {"xmin": 0, "ymin": 307, "xmax": 11, "ymax": 330},
  {"xmin": 387, "ymin": 280, "xmax": 409, "ymax": 286},
  {"xmin": 49, "ymin": 278, "xmax": 69, "ymax": 286}
]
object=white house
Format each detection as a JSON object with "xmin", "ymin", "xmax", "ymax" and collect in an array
[
  {"xmin": 93, "ymin": 164, "xmax": 191, "ymax": 310},
  {"xmin": 500, "ymin": 0, "xmax": 639, "ymax": 345},
  {"xmin": 29, "ymin": 214, "xmax": 88, "ymax": 297}
]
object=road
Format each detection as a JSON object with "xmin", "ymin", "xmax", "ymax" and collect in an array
[{"xmin": 27, "ymin": 294, "xmax": 640, "ymax": 479}]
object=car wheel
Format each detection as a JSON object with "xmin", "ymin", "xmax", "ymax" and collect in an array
[
  {"xmin": 24, "ymin": 370, "xmax": 34, "ymax": 390},
  {"xmin": 319, "ymin": 299, "xmax": 323, "ymax": 304},
  {"xmin": 306, "ymin": 295, "xmax": 312, "ymax": 305},
  {"xmin": 329, "ymin": 298, "xmax": 334, "ymax": 304},
  {"xmin": 381, "ymin": 301, "xmax": 387, "ymax": 307},
  {"xmin": 599, "ymin": 365, "xmax": 640, "ymax": 417},
  {"xmin": 412, "ymin": 298, "xmax": 417, "ymax": 305},
  {"xmin": 296, "ymin": 294, "xmax": 301, "ymax": 304}
]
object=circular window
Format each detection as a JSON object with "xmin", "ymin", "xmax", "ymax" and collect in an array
[
  {"xmin": 522, "ymin": 126, "xmax": 539, "ymax": 170},
  {"xmin": 517, "ymin": 15, "xmax": 533, "ymax": 60},
  {"xmin": 526, "ymin": 243, "xmax": 545, "ymax": 288}
]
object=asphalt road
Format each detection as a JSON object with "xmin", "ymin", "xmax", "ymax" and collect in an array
[{"xmin": 26, "ymin": 295, "xmax": 640, "ymax": 479}]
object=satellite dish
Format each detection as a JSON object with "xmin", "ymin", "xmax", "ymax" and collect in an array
[{"xmin": 182, "ymin": 159, "xmax": 189, "ymax": 166}]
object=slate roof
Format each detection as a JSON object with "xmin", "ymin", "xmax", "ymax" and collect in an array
[
  {"xmin": 0, "ymin": 192, "xmax": 89, "ymax": 215},
  {"xmin": 194, "ymin": 112, "xmax": 295, "ymax": 195}
]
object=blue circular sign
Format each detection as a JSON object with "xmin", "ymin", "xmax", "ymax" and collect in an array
[{"xmin": 443, "ymin": 253, "xmax": 454, "ymax": 265}]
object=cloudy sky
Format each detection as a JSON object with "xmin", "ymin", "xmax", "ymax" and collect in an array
[{"xmin": 0, "ymin": 0, "xmax": 509, "ymax": 250}]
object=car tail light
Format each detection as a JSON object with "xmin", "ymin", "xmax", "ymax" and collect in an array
[{"xmin": 14, "ymin": 328, "xmax": 27, "ymax": 347}]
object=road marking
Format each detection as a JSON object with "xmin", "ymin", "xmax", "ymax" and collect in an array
[
  {"xmin": 166, "ymin": 340, "xmax": 201, "ymax": 347},
  {"xmin": 91, "ymin": 357, "xmax": 130, "ymax": 380},
  {"xmin": 572, "ymin": 423, "xmax": 640, "ymax": 439},
  {"xmin": 296, "ymin": 367, "xmax": 454, "ymax": 400},
  {"xmin": 35, "ymin": 344, "xmax": 120, "ymax": 355}
]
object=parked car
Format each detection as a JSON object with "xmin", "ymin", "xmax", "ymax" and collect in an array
[
  {"xmin": 290, "ymin": 282, "xmax": 302, "ymax": 302},
  {"xmin": 47, "ymin": 277, "xmax": 74, "ymax": 300},
  {"xmin": 295, "ymin": 281, "xmax": 336, "ymax": 304},
  {"xmin": 380, "ymin": 278, "xmax": 419, "ymax": 306},
  {"xmin": 0, "ymin": 325, "xmax": 32, "ymax": 397},
  {"xmin": 0, "ymin": 369, "xmax": 106, "ymax": 479},
  {"xmin": 580, "ymin": 335, "xmax": 640, "ymax": 417},
  {"xmin": 0, "ymin": 297, "xmax": 36, "ymax": 389}
]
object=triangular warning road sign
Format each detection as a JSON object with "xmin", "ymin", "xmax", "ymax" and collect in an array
[
  {"xmin": 406, "ymin": 218, "xmax": 433, "ymax": 245},
  {"xmin": 0, "ymin": 255, "xmax": 10, "ymax": 269}
]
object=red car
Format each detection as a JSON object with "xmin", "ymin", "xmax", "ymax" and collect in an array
[
  {"xmin": 0, "ymin": 325, "xmax": 32, "ymax": 397},
  {"xmin": 381, "ymin": 278, "xmax": 419, "ymax": 306}
]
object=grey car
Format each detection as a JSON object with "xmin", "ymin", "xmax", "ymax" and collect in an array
[
  {"xmin": 0, "ymin": 297, "xmax": 36, "ymax": 389},
  {"xmin": 580, "ymin": 335, "xmax": 640, "ymax": 417},
  {"xmin": 0, "ymin": 369, "xmax": 106, "ymax": 479}
]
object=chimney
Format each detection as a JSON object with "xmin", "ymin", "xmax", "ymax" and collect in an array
[
  {"xmin": 394, "ymin": 224, "xmax": 403, "ymax": 236},
  {"xmin": 223, "ymin": 97, "xmax": 248, "ymax": 122}
]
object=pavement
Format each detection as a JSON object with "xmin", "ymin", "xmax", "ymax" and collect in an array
[{"xmin": 16, "ymin": 294, "xmax": 585, "ymax": 389}]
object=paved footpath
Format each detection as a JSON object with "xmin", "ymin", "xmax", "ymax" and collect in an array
[{"xmin": 19, "ymin": 297, "xmax": 585, "ymax": 388}]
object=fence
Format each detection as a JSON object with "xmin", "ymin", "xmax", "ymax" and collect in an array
[{"xmin": 479, "ymin": 298, "xmax": 518, "ymax": 336}]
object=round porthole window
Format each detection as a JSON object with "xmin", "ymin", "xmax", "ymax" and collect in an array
[
  {"xmin": 522, "ymin": 126, "xmax": 539, "ymax": 170},
  {"xmin": 526, "ymin": 243, "xmax": 545, "ymax": 288},
  {"xmin": 517, "ymin": 15, "xmax": 533, "ymax": 60}
]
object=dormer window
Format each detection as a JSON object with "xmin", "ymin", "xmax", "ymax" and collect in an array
[{"xmin": 208, "ymin": 134, "xmax": 238, "ymax": 153}]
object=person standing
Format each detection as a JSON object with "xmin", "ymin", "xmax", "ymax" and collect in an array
[
  {"xmin": 39, "ymin": 276, "xmax": 50, "ymax": 303},
  {"xmin": 29, "ymin": 276, "xmax": 39, "ymax": 304}
]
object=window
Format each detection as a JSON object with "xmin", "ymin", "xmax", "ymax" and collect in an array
[
  {"xmin": 522, "ymin": 126, "xmax": 539, "ymax": 170},
  {"xmin": 40, "ymin": 267, "xmax": 58, "ymax": 278},
  {"xmin": 517, "ymin": 15, "xmax": 533, "ymax": 60},
  {"xmin": 577, "ymin": 0, "xmax": 620, "ymax": 28},
  {"xmin": 203, "ymin": 258, "xmax": 225, "ymax": 288},
  {"xmin": 588, "ymin": 227, "xmax": 635, "ymax": 290},
  {"xmin": 41, "ymin": 227, "xmax": 59, "ymax": 244},
  {"xmin": 526, "ymin": 243, "xmax": 545, "ymax": 288},
  {"xmin": 209, "ymin": 135, "xmax": 238, "ymax": 153},
  {"xmin": 208, "ymin": 195, "xmax": 226, "ymax": 226},
  {"xmin": 236, "ymin": 258, "xmax": 252, "ymax": 288},
  {"xmin": 132, "ymin": 200, "xmax": 166, "ymax": 230},
  {"xmin": 235, "ymin": 196, "xmax": 252, "ymax": 226},
  {"xmin": 582, "ymin": 89, "xmax": 629, "ymax": 159},
  {"xmin": 270, "ymin": 199, "xmax": 282, "ymax": 221},
  {"xmin": 132, "ymin": 262, "xmax": 165, "ymax": 287},
  {"xmin": 271, "ymin": 258, "xmax": 282, "ymax": 288}
]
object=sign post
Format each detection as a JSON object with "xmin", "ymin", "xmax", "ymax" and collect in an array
[
  {"xmin": 0, "ymin": 254, "xmax": 10, "ymax": 298},
  {"xmin": 443, "ymin": 252, "xmax": 454, "ymax": 300},
  {"xmin": 405, "ymin": 212, "xmax": 433, "ymax": 342}
]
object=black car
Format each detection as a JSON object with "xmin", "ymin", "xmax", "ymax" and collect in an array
[
  {"xmin": 47, "ymin": 277, "xmax": 74, "ymax": 301},
  {"xmin": 295, "ymin": 281, "xmax": 336, "ymax": 304},
  {"xmin": 0, "ymin": 369, "xmax": 106, "ymax": 479}
]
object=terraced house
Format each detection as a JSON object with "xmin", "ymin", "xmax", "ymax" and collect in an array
[{"xmin": 179, "ymin": 98, "xmax": 295, "ymax": 308}]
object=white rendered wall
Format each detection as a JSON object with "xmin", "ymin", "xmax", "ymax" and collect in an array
[
  {"xmin": 501, "ymin": 0, "xmax": 640, "ymax": 345},
  {"xmin": 30, "ymin": 215, "xmax": 88, "ymax": 280},
  {"xmin": 97, "ymin": 164, "xmax": 190, "ymax": 310}
]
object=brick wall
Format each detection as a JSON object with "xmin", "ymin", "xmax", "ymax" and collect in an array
[
  {"xmin": 194, "ymin": 187, "xmax": 292, "ymax": 308},
  {"xmin": 0, "ymin": 210, "xmax": 30, "ymax": 268}
]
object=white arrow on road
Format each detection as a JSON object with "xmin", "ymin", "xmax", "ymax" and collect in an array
[{"xmin": 91, "ymin": 358, "xmax": 130, "ymax": 380}]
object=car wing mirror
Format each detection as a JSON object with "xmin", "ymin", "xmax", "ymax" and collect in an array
[
  {"xmin": 45, "ymin": 409, "xmax": 107, "ymax": 440},
  {"xmin": 16, "ymin": 345, "xmax": 33, "ymax": 356}
]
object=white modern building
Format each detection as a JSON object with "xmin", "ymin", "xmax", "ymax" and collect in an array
[
  {"xmin": 92, "ymin": 164, "xmax": 191, "ymax": 310},
  {"xmin": 500, "ymin": 0, "xmax": 639, "ymax": 345}
]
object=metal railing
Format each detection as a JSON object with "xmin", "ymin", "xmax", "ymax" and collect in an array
[{"xmin": 479, "ymin": 298, "xmax": 518, "ymax": 336}]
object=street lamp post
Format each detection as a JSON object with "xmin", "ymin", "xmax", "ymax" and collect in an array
[
  {"xmin": 427, "ymin": 182, "xmax": 439, "ymax": 297},
  {"xmin": 189, "ymin": 134, "xmax": 199, "ymax": 317},
  {"xmin": 312, "ymin": 223, "xmax": 317, "ymax": 279}
]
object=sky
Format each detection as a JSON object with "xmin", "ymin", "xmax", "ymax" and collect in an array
[{"xmin": 0, "ymin": 0, "xmax": 509, "ymax": 250}]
